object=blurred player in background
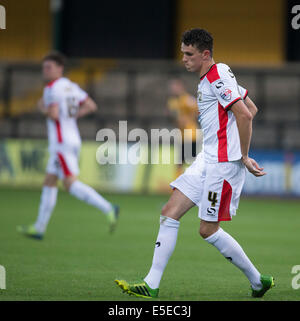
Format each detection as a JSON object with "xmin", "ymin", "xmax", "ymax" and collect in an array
[
  {"xmin": 115, "ymin": 29, "xmax": 274, "ymax": 298},
  {"xmin": 17, "ymin": 52, "xmax": 119, "ymax": 239},
  {"xmin": 167, "ymin": 78, "xmax": 200, "ymax": 178}
]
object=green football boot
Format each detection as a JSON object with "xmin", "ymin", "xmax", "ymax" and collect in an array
[
  {"xmin": 107, "ymin": 205, "xmax": 120, "ymax": 233},
  {"xmin": 115, "ymin": 279, "xmax": 159, "ymax": 299},
  {"xmin": 17, "ymin": 224, "xmax": 44, "ymax": 240},
  {"xmin": 251, "ymin": 275, "xmax": 275, "ymax": 298}
]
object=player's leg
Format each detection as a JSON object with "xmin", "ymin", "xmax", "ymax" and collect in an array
[
  {"xmin": 57, "ymin": 149, "xmax": 116, "ymax": 213},
  {"xmin": 63, "ymin": 175, "xmax": 114, "ymax": 214},
  {"xmin": 17, "ymin": 154, "xmax": 59, "ymax": 239},
  {"xmin": 199, "ymin": 161, "xmax": 274, "ymax": 296},
  {"xmin": 115, "ymin": 152, "xmax": 205, "ymax": 298},
  {"xmin": 33, "ymin": 173, "xmax": 58, "ymax": 235},
  {"xmin": 143, "ymin": 188, "xmax": 195, "ymax": 287},
  {"xmin": 200, "ymin": 219, "xmax": 274, "ymax": 296},
  {"xmin": 62, "ymin": 166, "xmax": 119, "ymax": 233},
  {"xmin": 115, "ymin": 188, "xmax": 195, "ymax": 298},
  {"xmin": 200, "ymin": 219, "xmax": 262, "ymax": 287}
]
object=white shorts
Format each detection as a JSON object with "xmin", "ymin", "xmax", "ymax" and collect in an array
[
  {"xmin": 170, "ymin": 153, "xmax": 246, "ymax": 222},
  {"xmin": 46, "ymin": 147, "xmax": 80, "ymax": 180}
]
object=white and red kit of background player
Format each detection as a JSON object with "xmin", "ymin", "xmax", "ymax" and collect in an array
[
  {"xmin": 171, "ymin": 63, "xmax": 249, "ymax": 222},
  {"xmin": 43, "ymin": 77, "xmax": 88, "ymax": 179}
]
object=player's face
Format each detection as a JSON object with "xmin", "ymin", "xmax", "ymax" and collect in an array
[
  {"xmin": 42, "ymin": 60, "xmax": 63, "ymax": 83},
  {"xmin": 181, "ymin": 43, "xmax": 205, "ymax": 73}
]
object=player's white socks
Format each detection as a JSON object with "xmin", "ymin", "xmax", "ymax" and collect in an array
[
  {"xmin": 69, "ymin": 180, "xmax": 113, "ymax": 214},
  {"xmin": 34, "ymin": 186, "xmax": 58, "ymax": 234},
  {"xmin": 144, "ymin": 215, "xmax": 180, "ymax": 289},
  {"xmin": 204, "ymin": 227, "xmax": 262, "ymax": 290}
]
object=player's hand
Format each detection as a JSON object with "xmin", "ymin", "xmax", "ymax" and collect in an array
[{"xmin": 242, "ymin": 156, "xmax": 266, "ymax": 177}]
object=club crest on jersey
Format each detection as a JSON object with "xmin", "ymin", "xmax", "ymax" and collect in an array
[{"xmin": 220, "ymin": 88, "xmax": 232, "ymax": 101}]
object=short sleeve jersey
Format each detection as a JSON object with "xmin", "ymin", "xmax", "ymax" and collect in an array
[
  {"xmin": 43, "ymin": 77, "xmax": 88, "ymax": 151},
  {"xmin": 197, "ymin": 63, "xmax": 248, "ymax": 163}
]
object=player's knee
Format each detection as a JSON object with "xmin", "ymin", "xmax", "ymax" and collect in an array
[
  {"xmin": 199, "ymin": 226, "xmax": 210, "ymax": 239},
  {"xmin": 161, "ymin": 203, "xmax": 178, "ymax": 220},
  {"xmin": 63, "ymin": 176, "xmax": 76, "ymax": 192},
  {"xmin": 199, "ymin": 223, "xmax": 218, "ymax": 239},
  {"xmin": 63, "ymin": 180, "xmax": 70, "ymax": 191},
  {"xmin": 44, "ymin": 174, "xmax": 57, "ymax": 187}
]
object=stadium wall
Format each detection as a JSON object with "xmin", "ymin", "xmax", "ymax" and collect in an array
[
  {"xmin": 60, "ymin": 0, "xmax": 176, "ymax": 59},
  {"xmin": 1, "ymin": 139, "xmax": 299, "ymax": 196},
  {"xmin": 0, "ymin": 0, "xmax": 51, "ymax": 61},
  {"xmin": 175, "ymin": 0, "xmax": 285, "ymax": 65},
  {"xmin": 0, "ymin": 0, "xmax": 288, "ymax": 63}
]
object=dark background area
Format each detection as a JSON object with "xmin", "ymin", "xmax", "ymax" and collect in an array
[
  {"xmin": 286, "ymin": 0, "xmax": 300, "ymax": 61},
  {"xmin": 61, "ymin": 0, "xmax": 176, "ymax": 59}
]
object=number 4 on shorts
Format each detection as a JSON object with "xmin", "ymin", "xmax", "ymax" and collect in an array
[{"xmin": 208, "ymin": 191, "xmax": 218, "ymax": 207}]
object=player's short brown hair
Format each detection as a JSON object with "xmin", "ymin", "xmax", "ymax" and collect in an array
[
  {"xmin": 42, "ymin": 51, "xmax": 66, "ymax": 66},
  {"xmin": 181, "ymin": 28, "xmax": 213, "ymax": 56}
]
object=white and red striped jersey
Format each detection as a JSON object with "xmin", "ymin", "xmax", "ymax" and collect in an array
[
  {"xmin": 43, "ymin": 77, "xmax": 88, "ymax": 152},
  {"xmin": 197, "ymin": 63, "xmax": 248, "ymax": 163}
]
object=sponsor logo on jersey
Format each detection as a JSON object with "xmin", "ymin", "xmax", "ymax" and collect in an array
[{"xmin": 215, "ymin": 81, "xmax": 224, "ymax": 89}]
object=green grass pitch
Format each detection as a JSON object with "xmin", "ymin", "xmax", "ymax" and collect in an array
[{"xmin": 0, "ymin": 187, "xmax": 299, "ymax": 301}]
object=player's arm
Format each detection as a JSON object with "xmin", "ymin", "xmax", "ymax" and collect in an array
[
  {"xmin": 230, "ymin": 100, "xmax": 265, "ymax": 177},
  {"xmin": 47, "ymin": 104, "xmax": 59, "ymax": 120},
  {"xmin": 76, "ymin": 96, "xmax": 97, "ymax": 119},
  {"xmin": 37, "ymin": 98, "xmax": 59, "ymax": 120},
  {"xmin": 238, "ymin": 85, "xmax": 258, "ymax": 118},
  {"xmin": 244, "ymin": 96, "xmax": 258, "ymax": 118}
]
